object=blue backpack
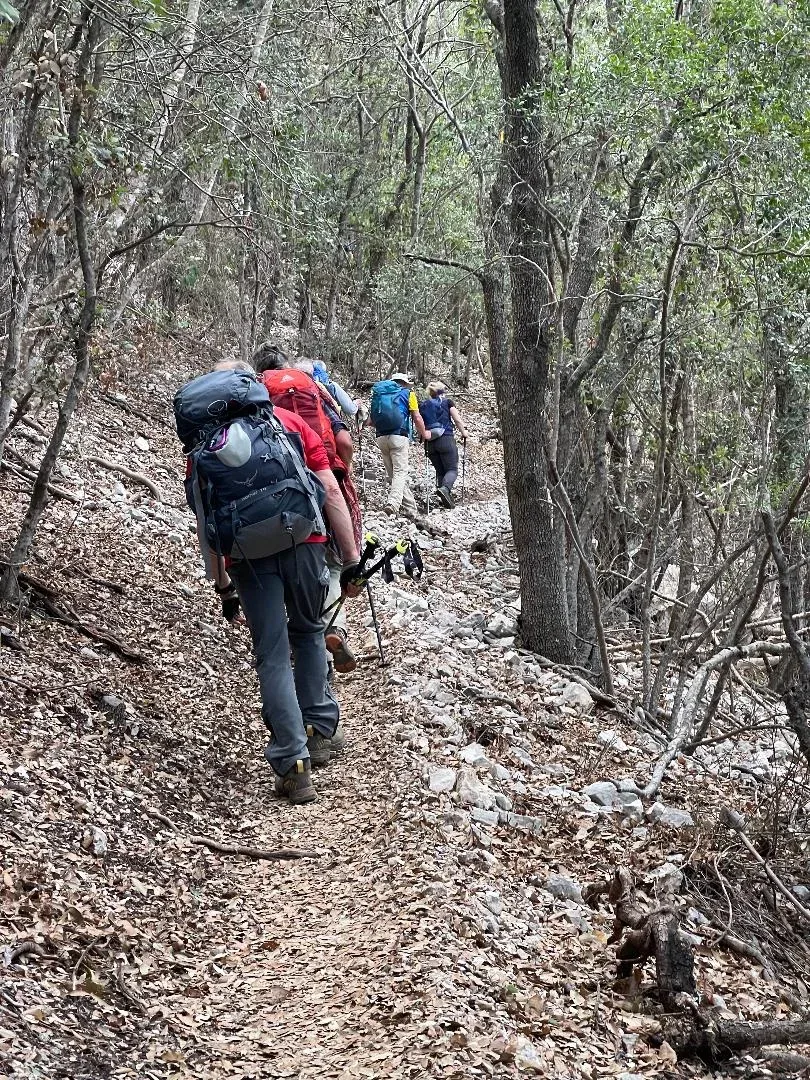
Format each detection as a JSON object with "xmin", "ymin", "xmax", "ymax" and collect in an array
[
  {"xmin": 174, "ymin": 370, "xmax": 325, "ymax": 561},
  {"xmin": 370, "ymin": 380, "xmax": 408, "ymax": 435}
]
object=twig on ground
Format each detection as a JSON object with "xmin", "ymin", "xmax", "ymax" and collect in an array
[
  {"xmin": 191, "ymin": 835, "xmax": 320, "ymax": 861},
  {"xmin": 461, "ymin": 686, "xmax": 520, "ymax": 710},
  {"xmin": 143, "ymin": 807, "xmax": 318, "ymax": 861},
  {"xmin": 719, "ymin": 807, "xmax": 810, "ymax": 926},
  {"xmin": 7, "ymin": 941, "xmax": 57, "ymax": 964}
]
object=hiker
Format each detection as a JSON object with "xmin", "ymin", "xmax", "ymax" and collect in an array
[
  {"xmin": 418, "ymin": 382, "xmax": 468, "ymax": 509},
  {"xmin": 313, "ymin": 361, "xmax": 361, "ymax": 422},
  {"xmin": 369, "ymin": 372, "xmax": 430, "ymax": 519},
  {"xmin": 252, "ymin": 343, "xmax": 362, "ymax": 676},
  {"xmin": 174, "ymin": 364, "xmax": 361, "ymax": 805},
  {"xmin": 297, "ymin": 360, "xmax": 355, "ymax": 472}
]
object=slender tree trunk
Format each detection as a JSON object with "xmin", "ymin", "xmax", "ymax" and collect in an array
[{"xmin": 1, "ymin": 10, "xmax": 99, "ymax": 601}]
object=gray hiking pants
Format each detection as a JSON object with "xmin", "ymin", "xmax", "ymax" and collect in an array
[{"xmin": 231, "ymin": 544, "xmax": 339, "ymax": 776}]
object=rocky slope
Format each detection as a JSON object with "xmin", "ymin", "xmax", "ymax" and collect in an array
[{"xmin": 1, "ymin": 332, "xmax": 808, "ymax": 1079}]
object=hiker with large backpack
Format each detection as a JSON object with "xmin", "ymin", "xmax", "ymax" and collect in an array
[
  {"xmin": 369, "ymin": 372, "xmax": 431, "ymax": 519},
  {"xmin": 174, "ymin": 364, "xmax": 361, "ymax": 805},
  {"xmin": 252, "ymin": 344, "xmax": 363, "ymax": 676},
  {"xmin": 418, "ymin": 382, "xmax": 469, "ymax": 509}
]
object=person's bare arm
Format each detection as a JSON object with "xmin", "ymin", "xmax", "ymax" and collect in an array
[
  {"xmin": 315, "ymin": 469, "xmax": 360, "ymax": 565},
  {"xmin": 450, "ymin": 406, "xmax": 467, "ymax": 440},
  {"xmin": 213, "ymin": 556, "xmax": 231, "ymax": 589},
  {"xmin": 411, "ymin": 408, "xmax": 430, "ymax": 440}
]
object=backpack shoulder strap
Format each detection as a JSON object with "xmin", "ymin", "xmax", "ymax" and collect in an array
[{"xmin": 264, "ymin": 413, "xmax": 326, "ymax": 536}]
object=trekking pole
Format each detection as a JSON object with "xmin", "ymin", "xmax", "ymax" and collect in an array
[
  {"xmin": 357, "ymin": 415, "xmax": 367, "ymax": 503},
  {"xmin": 322, "ymin": 537, "xmax": 408, "ymax": 633},
  {"xmin": 365, "ymin": 581, "xmax": 386, "ymax": 665},
  {"xmin": 321, "ymin": 532, "xmax": 379, "ymax": 631},
  {"xmin": 460, "ymin": 437, "xmax": 467, "ymax": 502},
  {"xmin": 423, "ymin": 449, "xmax": 430, "ymax": 516}
]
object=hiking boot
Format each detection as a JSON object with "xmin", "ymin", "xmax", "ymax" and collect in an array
[
  {"xmin": 329, "ymin": 720, "xmax": 346, "ymax": 753},
  {"xmin": 306, "ymin": 725, "xmax": 333, "ymax": 767},
  {"xmin": 325, "ymin": 626, "xmax": 358, "ymax": 673},
  {"xmin": 275, "ymin": 759, "xmax": 317, "ymax": 804},
  {"xmin": 435, "ymin": 486, "xmax": 454, "ymax": 509}
]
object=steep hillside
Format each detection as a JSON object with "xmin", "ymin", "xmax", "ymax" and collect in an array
[{"xmin": 1, "ymin": 334, "xmax": 808, "ymax": 1079}]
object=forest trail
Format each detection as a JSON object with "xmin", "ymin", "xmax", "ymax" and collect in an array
[{"xmin": 1, "ymin": 341, "xmax": 803, "ymax": 1079}]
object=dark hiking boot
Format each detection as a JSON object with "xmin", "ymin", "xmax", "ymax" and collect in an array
[
  {"xmin": 306, "ymin": 725, "xmax": 333, "ymax": 767},
  {"xmin": 329, "ymin": 720, "xmax": 346, "ymax": 753},
  {"xmin": 436, "ymin": 486, "xmax": 454, "ymax": 509},
  {"xmin": 325, "ymin": 626, "xmax": 358, "ymax": 673},
  {"xmin": 275, "ymin": 759, "xmax": 317, "ymax": 804}
]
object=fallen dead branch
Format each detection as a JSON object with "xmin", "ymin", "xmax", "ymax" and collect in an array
[
  {"xmin": 6, "ymin": 941, "xmax": 57, "ymax": 964},
  {"xmin": 587, "ymin": 867, "xmax": 810, "ymax": 1064},
  {"xmin": 191, "ymin": 835, "xmax": 320, "ymax": 861},
  {"xmin": 15, "ymin": 569, "xmax": 145, "ymax": 662},
  {"xmin": 86, "ymin": 455, "xmax": 162, "ymax": 501},
  {"xmin": 144, "ymin": 808, "xmax": 318, "ymax": 861},
  {"xmin": 630, "ymin": 640, "xmax": 791, "ymax": 798},
  {"xmin": 3, "ymin": 449, "xmax": 83, "ymax": 502}
]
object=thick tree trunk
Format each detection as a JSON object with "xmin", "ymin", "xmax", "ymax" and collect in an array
[{"xmin": 496, "ymin": 0, "xmax": 571, "ymax": 661}]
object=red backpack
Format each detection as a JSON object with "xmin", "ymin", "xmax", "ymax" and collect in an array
[{"xmin": 261, "ymin": 369, "xmax": 338, "ymax": 467}]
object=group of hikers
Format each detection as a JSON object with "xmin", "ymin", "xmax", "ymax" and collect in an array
[{"xmin": 174, "ymin": 346, "xmax": 468, "ymax": 805}]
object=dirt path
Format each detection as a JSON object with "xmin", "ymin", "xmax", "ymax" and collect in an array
[{"xmin": 4, "ymin": 353, "xmax": 788, "ymax": 1080}]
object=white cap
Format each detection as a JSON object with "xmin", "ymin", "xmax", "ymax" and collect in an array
[{"xmin": 390, "ymin": 371, "xmax": 410, "ymax": 385}]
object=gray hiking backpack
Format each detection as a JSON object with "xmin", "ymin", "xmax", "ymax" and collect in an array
[{"xmin": 173, "ymin": 370, "xmax": 326, "ymax": 560}]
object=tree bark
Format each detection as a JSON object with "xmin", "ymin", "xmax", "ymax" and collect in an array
[{"xmin": 494, "ymin": 0, "xmax": 571, "ymax": 661}]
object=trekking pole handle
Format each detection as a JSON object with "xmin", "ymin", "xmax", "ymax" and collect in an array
[{"xmin": 348, "ymin": 538, "xmax": 409, "ymax": 589}]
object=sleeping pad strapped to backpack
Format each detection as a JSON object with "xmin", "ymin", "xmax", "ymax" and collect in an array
[{"xmin": 173, "ymin": 369, "xmax": 325, "ymax": 561}]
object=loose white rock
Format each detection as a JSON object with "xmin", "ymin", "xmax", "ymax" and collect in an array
[
  {"xmin": 426, "ymin": 767, "xmax": 457, "ymax": 794},
  {"xmin": 598, "ymin": 729, "xmax": 630, "ymax": 753},
  {"xmin": 658, "ymin": 807, "xmax": 695, "ymax": 829},
  {"xmin": 559, "ymin": 681, "xmax": 593, "ymax": 712},
  {"xmin": 583, "ymin": 780, "xmax": 618, "ymax": 806},
  {"xmin": 456, "ymin": 767, "xmax": 496, "ymax": 810},
  {"xmin": 515, "ymin": 1036, "xmax": 545, "ymax": 1072},
  {"xmin": 458, "ymin": 742, "xmax": 489, "ymax": 766},
  {"xmin": 81, "ymin": 826, "xmax": 108, "ymax": 856},
  {"xmin": 542, "ymin": 874, "xmax": 583, "ymax": 904}
]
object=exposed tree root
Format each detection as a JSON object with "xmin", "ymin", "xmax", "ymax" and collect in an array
[
  {"xmin": 587, "ymin": 867, "xmax": 810, "ymax": 1065},
  {"xmin": 87, "ymin": 455, "xmax": 162, "ymax": 501},
  {"xmin": 144, "ymin": 808, "xmax": 319, "ymax": 861}
]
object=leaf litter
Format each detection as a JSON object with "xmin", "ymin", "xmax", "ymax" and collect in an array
[{"xmin": 1, "ymin": 329, "xmax": 808, "ymax": 1078}]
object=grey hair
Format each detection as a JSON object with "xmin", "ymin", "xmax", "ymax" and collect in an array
[
  {"xmin": 293, "ymin": 358, "xmax": 315, "ymax": 375},
  {"xmin": 213, "ymin": 358, "xmax": 255, "ymax": 374}
]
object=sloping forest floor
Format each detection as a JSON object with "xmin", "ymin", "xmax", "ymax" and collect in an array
[{"xmin": 1, "ymin": 330, "xmax": 809, "ymax": 1079}]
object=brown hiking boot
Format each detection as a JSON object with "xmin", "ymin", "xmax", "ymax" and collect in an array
[
  {"xmin": 275, "ymin": 759, "xmax": 317, "ymax": 804},
  {"xmin": 325, "ymin": 626, "xmax": 358, "ymax": 673}
]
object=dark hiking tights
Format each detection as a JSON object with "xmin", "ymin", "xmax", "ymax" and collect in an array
[{"xmin": 426, "ymin": 434, "xmax": 459, "ymax": 492}]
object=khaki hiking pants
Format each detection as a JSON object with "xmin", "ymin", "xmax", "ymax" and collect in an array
[{"xmin": 376, "ymin": 433, "xmax": 417, "ymax": 517}]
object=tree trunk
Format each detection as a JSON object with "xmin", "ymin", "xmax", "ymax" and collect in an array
[
  {"xmin": 1, "ymin": 11, "xmax": 99, "ymax": 602},
  {"xmin": 495, "ymin": 0, "xmax": 571, "ymax": 662}
]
